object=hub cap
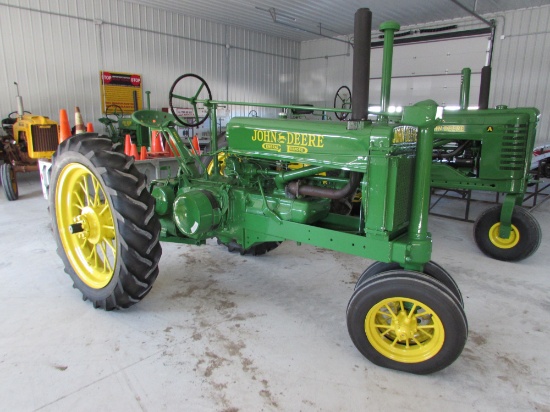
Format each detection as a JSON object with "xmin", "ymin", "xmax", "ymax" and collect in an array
[
  {"xmin": 365, "ymin": 297, "xmax": 445, "ymax": 363},
  {"xmin": 489, "ymin": 222, "xmax": 520, "ymax": 249},
  {"xmin": 55, "ymin": 163, "xmax": 117, "ymax": 289}
]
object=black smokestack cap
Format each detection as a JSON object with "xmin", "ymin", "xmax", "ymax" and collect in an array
[{"xmin": 351, "ymin": 8, "xmax": 372, "ymax": 121}]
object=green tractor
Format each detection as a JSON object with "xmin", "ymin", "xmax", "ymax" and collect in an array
[
  {"xmin": 99, "ymin": 103, "xmax": 150, "ymax": 149},
  {"xmin": 48, "ymin": 9, "xmax": 467, "ymax": 374},
  {"xmin": 430, "ymin": 68, "xmax": 541, "ymax": 261}
]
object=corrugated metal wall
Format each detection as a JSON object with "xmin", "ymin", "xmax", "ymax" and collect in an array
[
  {"xmin": 0, "ymin": 0, "xmax": 300, "ymax": 131},
  {"xmin": 491, "ymin": 6, "xmax": 550, "ymax": 144},
  {"xmin": 299, "ymin": 5, "xmax": 550, "ymax": 144}
]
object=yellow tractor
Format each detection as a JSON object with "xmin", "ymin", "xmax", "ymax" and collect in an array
[{"xmin": 1, "ymin": 83, "xmax": 58, "ymax": 200}]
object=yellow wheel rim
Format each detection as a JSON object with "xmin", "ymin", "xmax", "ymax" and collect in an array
[
  {"xmin": 206, "ymin": 152, "xmax": 227, "ymax": 175},
  {"xmin": 55, "ymin": 163, "xmax": 117, "ymax": 289},
  {"xmin": 488, "ymin": 223, "xmax": 520, "ymax": 249},
  {"xmin": 365, "ymin": 297, "xmax": 445, "ymax": 363}
]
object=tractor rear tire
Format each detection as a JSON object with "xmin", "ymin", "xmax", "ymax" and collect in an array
[
  {"xmin": 473, "ymin": 205, "xmax": 541, "ymax": 261},
  {"xmin": 201, "ymin": 132, "xmax": 227, "ymax": 175},
  {"xmin": 49, "ymin": 134, "xmax": 162, "ymax": 310},
  {"xmin": 347, "ymin": 271, "xmax": 467, "ymax": 374},
  {"xmin": 355, "ymin": 260, "xmax": 464, "ymax": 306},
  {"xmin": 1, "ymin": 163, "xmax": 19, "ymax": 201}
]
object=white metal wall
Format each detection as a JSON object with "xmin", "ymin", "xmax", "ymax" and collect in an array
[
  {"xmin": 0, "ymin": 0, "xmax": 300, "ymax": 131},
  {"xmin": 299, "ymin": 6, "xmax": 550, "ymax": 143},
  {"xmin": 491, "ymin": 6, "xmax": 550, "ymax": 144}
]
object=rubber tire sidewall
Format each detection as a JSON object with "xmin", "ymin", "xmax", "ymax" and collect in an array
[
  {"xmin": 347, "ymin": 275, "xmax": 468, "ymax": 374},
  {"xmin": 474, "ymin": 205, "xmax": 541, "ymax": 261},
  {"xmin": 1, "ymin": 163, "xmax": 18, "ymax": 201},
  {"xmin": 49, "ymin": 134, "xmax": 162, "ymax": 309},
  {"xmin": 355, "ymin": 261, "xmax": 464, "ymax": 307}
]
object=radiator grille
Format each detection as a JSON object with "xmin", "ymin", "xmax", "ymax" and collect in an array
[
  {"xmin": 500, "ymin": 123, "xmax": 528, "ymax": 171},
  {"xmin": 31, "ymin": 125, "xmax": 58, "ymax": 152}
]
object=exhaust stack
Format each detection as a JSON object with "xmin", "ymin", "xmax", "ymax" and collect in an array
[
  {"xmin": 351, "ymin": 8, "xmax": 372, "ymax": 122},
  {"xmin": 14, "ymin": 82, "xmax": 24, "ymax": 117}
]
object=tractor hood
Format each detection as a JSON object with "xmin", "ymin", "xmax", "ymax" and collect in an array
[{"xmin": 226, "ymin": 117, "xmax": 407, "ymax": 171}]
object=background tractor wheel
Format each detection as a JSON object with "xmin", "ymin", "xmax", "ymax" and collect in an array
[
  {"xmin": 218, "ymin": 239, "xmax": 282, "ymax": 256},
  {"xmin": 473, "ymin": 205, "xmax": 541, "ymax": 261},
  {"xmin": 355, "ymin": 260, "xmax": 463, "ymax": 306},
  {"xmin": 49, "ymin": 134, "xmax": 162, "ymax": 310},
  {"xmin": 347, "ymin": 271, "xmax": 467, "ymax": 374},
  {"xmin": 1, "ymin": 162, "xmax": 19, "ymax": 201}
]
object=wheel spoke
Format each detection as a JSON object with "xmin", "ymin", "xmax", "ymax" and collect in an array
[
  {"xmin": 74, "ymin": 192, "xmax": 85, "ymax": 210},
  {"xmin": 104, "ymin": 237, "xmax": 116, "ymax": 253},
  {"xmin": 384, "ymin": 304, "xmax": 398, "ymax": 320},
  {"xmin": 98, "ymin": 204, "xmax": 110, "ymax": 216},
  {"xmin": 411, "ymin": 336, "xmax": 423, "ymax": 346},
  {"xmin": 194, "ymin": 82, "xmax": 205, "ymax": 99},
  {"xmin": 417, "ymin": 328, "xmax": 434, "ymax": 339},
  {"xmin": 171, "ymin": 93, "xmax": 192, "ymax": 103},
  {"xmin": 407, "ymin": 304, "xmax": 418, "ymax": 319},
  {"xmin": 99, "ymin": 243, "xmax": 112, "ymax": 272},
  {"xmin": 83, "ymin": 177, "xmax": 93, "ymax": 206},
  {"xmin": 92, "ymin": 177, "xmax": 101, "ymax": 207}
]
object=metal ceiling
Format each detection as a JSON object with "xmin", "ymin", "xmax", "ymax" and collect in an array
[{"xmin": 124, "ymin": 0, "xmax": 550, "ymax": 41}]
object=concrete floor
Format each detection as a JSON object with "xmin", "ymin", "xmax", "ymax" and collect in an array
[{"xmin": 1, "ymin": 172, "xmax": 550, "ymax": 412}]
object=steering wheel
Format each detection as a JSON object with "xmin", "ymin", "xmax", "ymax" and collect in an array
[
  {"xmin": 168, "ymin": 73, "xmax": 212, "ymax": 127},
  {"xmin": 248, "ymin": 110, "xmax": 258, "ymax": 117},
  {"xmin": 334, "ymin": 86, "xmax": 352, "ymax": 121},
  {"xmin": 7, "ymin": 111, "xmax": 31, "ymax": 119},
  {"xmin": 105, "ymin": 105, "xmax": 123, "ymax": 121}
]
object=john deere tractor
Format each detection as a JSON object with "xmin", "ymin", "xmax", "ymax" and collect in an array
[
  {"xmin": 48, "ymin": 9, "xmax": 468, "ymax": 374},
  {"xmin": 430, "ymin": 68, "xmax": 541, "ymax": 262}
]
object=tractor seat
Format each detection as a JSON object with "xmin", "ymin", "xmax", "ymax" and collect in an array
[{"xmin": 132, "ymin": 110, "xmax": 176, "ymax": 129}]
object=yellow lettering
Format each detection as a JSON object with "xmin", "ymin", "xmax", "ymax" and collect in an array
[{"xmin": 252, "ymin": 130, "xmax": 325, "ymax": 149}]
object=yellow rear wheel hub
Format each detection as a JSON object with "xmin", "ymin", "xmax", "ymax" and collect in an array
[
  {"xmin": 55, "ymin": 163, "xmax": 117, "ymax": 289},
  {"xmin": 365, "ymin": 297, "xmax": 445, "ymax": 363},
  {"xmin": 206, "ymin": 152, "xmax": 227, "ymax": 175},
  {"xmin": 488, "ymin": 222, "xmax": 520, "ymax": 249}
]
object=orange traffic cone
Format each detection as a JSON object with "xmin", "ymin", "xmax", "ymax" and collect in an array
[
  {"xmin": 192, "ymin": 135, "xmax": 201, "ymax": 155},
  {"xmin": 58, "ymin": 109, "xmax": 72, "ymax": 143},
  {"xmin": 129, "ymin": 143, "xmax": 138, "ymax": 159},
  {"xmin": 86, "ymin": 122, "xmax": 94, "ymax": 132},
  {"xmin": 139, "ymin": 146, "xmax": 147, "ymax": 160},
  {"xmin": 74, "ymin": 106, "xmax": 85, "ymax": 134},
  {"xmin": 124, "ymin": 134, "xmax": 132, "ymax": 156},
  {"xmin": 151, "ymin": 131, "xmax": 163, "ymax": 153}
]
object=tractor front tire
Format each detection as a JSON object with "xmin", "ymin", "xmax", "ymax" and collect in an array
[
  {"xmin": 347, "ymin": 271, "xmax": 467, "ymax": 374},
  {"xmin": 355, "ymin": 260, "xmax": 464, "ymax": 306},
  {"xmin": 1, "ymin": 162, "xmax": 19, "ymax": 201},
  {"xmin": 49, "ymin": 134, "xmax": 162, "ymax": 310},
  {"xmin": 473, "ymin": 205, "xmax": 541, "ymax": 261}
]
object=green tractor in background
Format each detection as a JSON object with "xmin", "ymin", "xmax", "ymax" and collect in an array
[
  {"xmin": 48, "ymin": 9, "xmax": 473, "ymax": 374},
  {"xmin": 99, "ymin": 103, "xmax": 150, "ymax": 149},
  {"xmin": 429, "ymin": 66, "xmax": 541, "ymax": 261}
]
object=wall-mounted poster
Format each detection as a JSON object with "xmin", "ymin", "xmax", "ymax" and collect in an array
[{"xmin": 100, "ymin": 71, "xmax": 143, "ymax": 114}]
